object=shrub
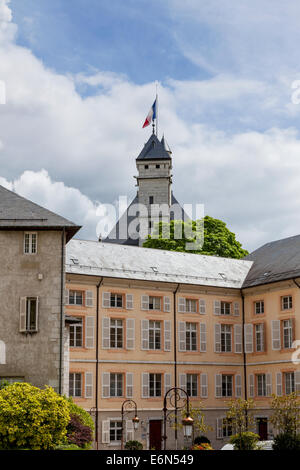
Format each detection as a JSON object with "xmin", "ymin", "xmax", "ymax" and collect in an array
[
  {"xmin": 229, "ymin": 431, "xmax": 260, "ymax": 450},
  {"xmin": 125, "ymin": 440, "xmax": 143, "ymax": 450},
  {"xmin": 66, "ymin": 398, "xmax": 95, "ymax": 433},
  {"xmin": 190, "ymin": 443, "xmax": 213, "ymax": 450},
  {"xmin": 66, "ymin": 414, "xmax": 93, "ymax": 449},
  {"xmin": 193, "ymin": 435, "xmax": 211, "ymax": 445},
  {"xmin": 0, "ymin": 382, "xmax": 70, "ymax": 450},
  {"xmin": 273, "ymin": 433, "xmax": 300, "ymax": 451}
]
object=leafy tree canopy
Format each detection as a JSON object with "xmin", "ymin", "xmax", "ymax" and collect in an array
[{"xmin": 143, "ymin": 216, "xmax": 249, "ymax": 259}]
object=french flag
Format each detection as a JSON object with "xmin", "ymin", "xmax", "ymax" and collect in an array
[{"xmin": 142, "ymin": 99, "xmax": 157, "ymax": 128}]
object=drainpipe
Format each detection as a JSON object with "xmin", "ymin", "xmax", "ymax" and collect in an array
[
  {"xmin": 173, "ymin": 283, "xmax": 180, "ymax": 450},
  {"xmin": 241, "ymin": 289, "xmax": 248, "ymax": 428},
  {"xmin": 59, "ymin": 227, "xmax": 65, "ymax": 395},
  {"xmin": 95, "ymin": 277, "xmax": 103, "ymax": 450}
]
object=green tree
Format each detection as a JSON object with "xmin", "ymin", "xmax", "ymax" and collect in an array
[
  {"xmin": 270, "ymin": 393, "xmax": 300, "ymax": 436},
  {"xmin": 224, "ymin": 398, "xmax": 259, "ymax": 450},
  {"xmin": 0, "ymin": 382, "xmax": 70, "ymax": 450},
  {"xmin": 143, "ymin": 217, "xmax": 248, "ymax": 259}
]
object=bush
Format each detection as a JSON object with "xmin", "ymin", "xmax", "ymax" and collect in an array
[
  {"xmin": 66, "ymin": 414, "xmax": 93, "ymax": 449},
  {"xmin": 193, "ymin": 436, "xmax": 211, "ymax": 445},
  {"xmin": 190, "ymin": 443, "xmax": 213, "ymax": 450},
  {"xmin": 229, "ymin": 432, "xmax": 260, "ymax": 450},
  {"xmin": 125, "ymin": 440, "xmax": 143, "ymax": 450},
  {"xmin": 273, "ymin": 433, "xmax": 300, "ymax": 451},
  {"xmin": 0, "ymin": 382, "xmax": 70, "ymax": 450}
]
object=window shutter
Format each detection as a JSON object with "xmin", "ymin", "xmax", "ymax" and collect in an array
[
  {"xmin": 164, "ymin": 296, "xmax": 171, "ymax": 312},
  {"xmin": 164, "ymin": 373, "xmax": 172, "ymax": 396},
  {"xmin": 126, "ymin": 319, "xmax": 135, "ymax": 350},
  {"xmin": 19, "ymin": 297, "xmax": 27, "ymax": 332},
  {"xmin": 295, "ymin": 371, "xmax": 300, "ymax": 394},
  {"xmin": 199, "ymin": 299, "xmax": 206, "ymax": 315},
  {"xmin": 249, "ymin": 374, "xmax": 254, "ymax": 398},
  {"xmin": 276, "ymin": 372, "xmax": 282, "ymax": 396},
  {"xmin": 0, "ymin": 341, "xmax": 5, "ymax": 365},
  {"xmin": 102, "ymin": 420, "xmax": 110, "ymax": 444},
  {"xmin": 85, "ymin": 316, "xmax": 95, "ymax": 349},
  {"xmin": 126, "ymin": 419, "xmax": 134, "ymax": 442},
  {"xmin": 214, "ymin": 300, "xmax": 221, "ymax": 315},
  {"xmin": 215, "ymin": 374, "xmax": 222, "ymax": 398},
  {"xmin": 85, "ymin": 290, "xmax": 93, "ymax": 307},
  {"xmin": 178, "ymin": 321, "xmax": 186, "ymax": 352},
  {"xmin": 102, "ymin": 292, "xmax": 110, "ymax": 308},
  {"xmin": 102, "ymin": 372, "xmax": 110, "ymax": 398},
  {"xmin": 178, "ymin": 297, "xmax": 186, "ymax": 313},
  {"xmin": 214, "ymin": 324, "xmax": 221, "ymax": 353},
  {"xmin": 200, "ymin": 323, "xmax": 207, "ymax": 352},
  {"xmin": 234, "ymin": 324, "xmax": 242, "ymax": 353},
  {"xmin": 179, "ymin": 373, "xmax": 186, "ymax": 396},
  {"xmin": 141, "ymin": 319, "xmax": 149, "ymax": 350},
  {"xmin": 272, "ymin": 320, "xmax": 281, "ymax": 350},
  {"xmin": 102, "ymin": 317, "xmax": 110, "ymax": 349},
  {"xmin": 266, "ymin": 373, "xmax": 272, "ymax": 396},
  {"xmin": 141, "ymin": 295, "xmax": 149, "ymax": 310},
  {"xmin": 200, "ymin": 373, "xmax": 208, "ymax": 398},
  {"xmin": 126, "ymin": 372, "xmax": 133, "ymax": 398},
  {"xmin": 244, "ymin": 324, "xmax": 253, "ymax": 353},
  {"xmin": 33, "ymin": 297, "xmax": 39, "ymax": 332},
  {"xmin": 142, "ymin": 373, "xmax": 149, "ymax": 398},
  {"xmin": 216, "ymin": 418, "xmax": 223, "ymax": 439},
  {"xmin": 126, "ymin": 294, "xmax": 134, "ymax": 310},
  {"xmin": 65, "ymin": 289, "xmax": 69, "ymax": 306},
  {"xmin": 235, "ymin": 374, "xmax": 242, "ymax": 397},
  {"xmin": 164, "ymin": 320, "xmax": 171, "ymax": 351},
  {"xmin": 85, "ymin": 372, "xmax": 93, "ymax": 398},
  {"xmin": 233, "ymin": 302, "xmax": 240, "ymax": 316}
]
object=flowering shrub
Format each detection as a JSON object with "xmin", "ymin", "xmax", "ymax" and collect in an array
[{"xmin": 190, "ymin": 443, "xmax": 213, "ymax": 450}]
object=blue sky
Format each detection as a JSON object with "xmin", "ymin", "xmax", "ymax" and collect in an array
[{"xmin": 2, "ymin": 0, "xmax": 300, "ymax": 251}]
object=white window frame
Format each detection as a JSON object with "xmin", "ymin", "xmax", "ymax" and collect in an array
[{"xmin": 24, "ymin": 232, "xmax": 37, "ymax": 254}]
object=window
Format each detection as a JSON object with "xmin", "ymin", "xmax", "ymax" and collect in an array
[
  {"xmin": 257, "ymin": 374, "xmax": 267, "ymax": 397},
  {"xmin": 69, "ymin": 290, "xmax": 83, "ymax": 306},
  {"xmin": 149, "ymin": 373, "xmax": 162, "ymax": 397},
  {"xmin": 156, "ymin": 164, "xmax": 160, "ymax": 168},
  {"xmin": 222, "ymin": 375, "xmax": 233, "ymax": 397},
  {"xmin": 254, "ymin": 301, "xmax": 264, "ymax": 315},
  {"xmin": 110, "ymin": 373, "xmax": 123, "ymax": 397},
  {"xmin": 110, "ymin": 294, "xmax": 123, "ymax": 308},
  {"xmin": 23, "ymin": 297, "xmax": 38, "ymax": 332},
  {"xmin": 283, "ymin": 319, "xmax": 293, "ymax": 349},
  {"xmin": 70, "ymin": 319, "xmax": 83, "ymax": 348},
  {"xmin": 223, "ymin": 418, "xmax": 233, "ymax": 437},
  {"xmin": 149, "ymin": 196, "xmax": 154, "ymax": 204},
  {"xmin": 284, "ymin": 372, "xmax": 295, "ymax": 395},
  {"xmin": 69, "ymin": 372, "xmax": 82, "ymax": 397},
  {"xmin": 110, "ymin": 319, "xmax": 123, "ymax": 349},
  {"xmin": 221, "ymin": 301, "xmax": 231, "ymax": 315},
  {"xmin": 186, "ymin": 322, "xmax": 197, "ymax": 351},
  {"xmin": 24, "ymin": 232, "xmax": 37, "ymax": 254},
  {"xmin": 149, "ymin": 296, "xmax": 161, "ymax": 310},
  {"xmin": 255, "ymin": 323, "xmax": 264, "ymax": 352},
  {"xmin": 187, "ymin": 374, "xmax": 198, "ymax": 397},
  {"xmin": 110, "ymin": 421, "xmax": 122, "ymax": 442},
  {"xmin": 149, "ymin": 321, "xmax": 161, "ymax": 350},
  {"xmin": 221, "ymin": 324, "xmax": 232, "ymax": 352},
  {"xmin": 145, "ymin": 165, "xmax": 149, "ymax": 169},
  {"xmin": 185, "ymin": 299, "xmax": 197, "ymax": 313},
  {"xmin": 281, "ymin": 296, "xmax": 292, "ymax": 310}
]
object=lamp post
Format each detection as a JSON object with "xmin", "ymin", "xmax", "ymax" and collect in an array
[
  {"xmin": 121, "ymin": 399, "xmax": 139, "ymax": 450},
  {"xmin": 162, "ymin": 387, "xmax": 194, "ymax": 450}
]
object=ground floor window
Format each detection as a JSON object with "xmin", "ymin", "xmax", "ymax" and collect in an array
[{"xmin": 110, "ymin": 421, "xmax": 122, "ymax": 443}]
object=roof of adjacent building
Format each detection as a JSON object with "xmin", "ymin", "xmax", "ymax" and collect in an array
[
  {"xmin": 243, "ymin": 234, "xmax": 300, "ymax": 288},
  {"xmin": 136, "ymin": 133, "xmax": 171, "ymax": 161},
  {"xmin": 66, "ymin": 239, "xmax": 253, "ymax": 288},
  {"xmin": 0, "ymin": 185, "xmax": 81, "ymax": 241}
]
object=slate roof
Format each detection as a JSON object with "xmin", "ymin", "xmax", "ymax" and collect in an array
[
  {"xmin": 66, "ymin": 239, "xmax": 253, "ymax": 289},
  {"xmin": 136, "ymin": 133, "xmax": 171, "ymax": 161},
  {"xmin": 0, "ymin": 185, "xmax": 81, "ymax": 242},
  {"xmin": 243, "ymin": 234, "xmax": 300, "ymax": 288}
]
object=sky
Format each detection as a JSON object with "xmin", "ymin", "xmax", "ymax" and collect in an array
[{"xmin": 1, "ymin": 0, "xmax": 300, "ymax": 251}]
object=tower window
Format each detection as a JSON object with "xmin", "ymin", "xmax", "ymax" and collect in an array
[
  {"xmin": 149, "ymin": 196, "xmax": 154, "ymax": 204},
  {"xmin": 145, "ymin": 165, "xmax": 149, "ymax": 169},
  {"xmin": 156, "ymin": 164, "xmax": 160, "ymax": 168}
]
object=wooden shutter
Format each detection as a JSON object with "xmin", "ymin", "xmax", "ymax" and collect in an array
[
  {"xmin": 164, "ymin": 373, "xmax": 172, "ymax": 396},
  {"xmin": 164, "ymin": 320, "xmax": 171, "ymax": 351},
  {"xmin": 295, "ymin": 371, "xmax": 300, "ymax": 394},
  {"xmin": 102, "ymin": 292, "xmax": 110, "ymax": 308},
  {"xmin": 234, "ymin": 324, "xmax": 242, "ymax": 353},
  {"xmin": 102, "ymin": 372, "xmax": 110, "ymax": 398},
  {"xmin": 126, "ymin": 419, "xmax": 134, "ymax": 442},
  {"xmin": 126, "ymin": 372, "xmax": 133, "ymax": 398},
  {"xmin": 235, "ymin": 374, "xmax": 242, "ymax": 397},
  {"xmin": 0, "ymin": 341, "xmax": 5, "ymax": 365},
  {"xmin": 199, "ymin": 299, "xmax": 206, "ymax": 315},
  {"xmin": 178, "ymin": 297, "xmax": 186, "ymax": 313},
  {"xmin": 102, "ymin": 317, "xmax": 110, "ymax": 349},
  {"xmin": 233, "ymin": 302, "xmax": 240, "ymax": 316},
  {"xmin": 164, "ymin": 296, "xmax": 171, "ymax": 312},
  {"xmin": 141, "ymin": 319, "xmax": 149, "ymax": 350},
  {"xmin": 85, "ymin": 316, "xmax": 95, "ymax": 349},
  {"xmin": 126, "ymin": 294, "xmax": 134, "ymax": 310},
  {"xmin": 85, "ymin": 372, "xmax": 93, "ymax": 398},
  {"xmin": 141, "ymin": 295, "xmax": 149, "ymax": 310},
  {"xmin": 142, "ymin": 373, "xmax": 149, "ymax": 398},
  {"xmin": 276, "ymin": 372, "xmax": 282, "ymax": 396},
  {"xmin": 126, "ymin": 319, "xmax": 135, "ymax": 350},
  {"xmin": 214, "ymin": 300, "xmax": 221, "ymax": 315},
  {"xmin": 200, "ymin": 373, "xmax": 208, "ymax": 398},
  {"xmin": 214, "ymin": 324, "xmax": 221, "ymax": 352},
  {"xmin": 216, "ymin": 418, "xmax": 223, "ymax": 439},
  {"xmin": 244, "ymin": 324, "xmax": 253, "ymax": 353},
  {"xmin": 200, "ymin": 323, "xmax": 206, "ymax": 352},
  {"xmin": 102, "ymin": 420, "xmax": 110, "ymax": 444},
  {"xmin": 179, "ymin": 373, "xmax": 186, "ymax": 396},
  {"xmin": 178, "ymin": 321, "xmax": 186, "ymax": 351},
  {"xmin": 85, "ymin": 290, "xmax": 93, "ymax": 307},
  {"xmin": 266, "ymin": 373, "xmax": 272, "ymax": 396},
  {"xmin": 272, "ymin": 320, "xmax": 281, "ymax": 350},
  {"xmin": 249, "ymin": 374, "xmax": 255, "ymax": 398},
  {"xmin": 215, "ymin": 374, "xmax": 222, "ymax": 398},
  {"xmin": 19, "ymin": 297, "xmax": 27, "ymax": 332},
  {"xmin": 65, "ymin": 289, "xmax": 69, "ymax": 306}
]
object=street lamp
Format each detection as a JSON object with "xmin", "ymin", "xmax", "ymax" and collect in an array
[
  {"xmin": 121, "ymin": 399, "xmax": 139, "ymax": 450},
  {"xmin": 162, "ymin": 387, "xmax": 194, "ymax": 450}
]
